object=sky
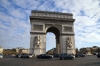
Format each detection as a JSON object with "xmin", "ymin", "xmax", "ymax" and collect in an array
[{"xmin": 0, "ymin": 0, "xmax": 100, "ymax": 51}]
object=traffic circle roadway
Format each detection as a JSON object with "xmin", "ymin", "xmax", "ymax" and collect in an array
[{"xmin": 0, "ymin": 55, "xmax": 100, "ymax": 66}]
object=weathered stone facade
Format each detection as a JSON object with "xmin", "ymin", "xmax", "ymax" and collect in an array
[{"xmin": 30, "ymin": 10, "xmax": 76, "ymax": 55}]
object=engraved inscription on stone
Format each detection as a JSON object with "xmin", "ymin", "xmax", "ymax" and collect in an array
[
  {"xmin": 64, "ymin": 26, "xmax": 72, "ymax": 32},
  {"xmin": 33, "ymin": 24, "xmax": 43, "ymax": 31}
]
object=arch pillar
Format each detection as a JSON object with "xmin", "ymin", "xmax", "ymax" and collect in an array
[{"xmin": 56, "ymin": 36, "xmax": 60, "ymax": 54}]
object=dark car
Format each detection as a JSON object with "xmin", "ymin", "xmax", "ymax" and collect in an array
[
  {"xmin": 53, "ymin": 54, "xmax": 59, "ymax": 58},
  {"xmin": 37, "ymin": 54, "xmax": 52, "ymax": 59},
  {"xmin": 15, "ymin": 54, "xmax": 21, "ymax": 58},
  {"xmin": 97, "ymin": 52, "xmax": 100, "ymax": 58},
  {"xmin": 59, "ymin": 53, "xmax": 74, "ymax": 60},
  {"xmin": 75, "ymin": 53, "xmax": 86, "ymax": 57}
]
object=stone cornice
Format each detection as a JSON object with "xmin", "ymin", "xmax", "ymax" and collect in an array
[
  {"xmin": 30, "ymin": 16, "xmax": 75, "ymax": 22},
  {"xmin": 30, "ymin": 10, "xmax": 75, "ymax": 22},
  {"xmin": 31, "ymin": 10, "xmax": 73, "ymax": 15}
]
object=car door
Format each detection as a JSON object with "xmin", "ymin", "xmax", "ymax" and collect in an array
[
  {"xmin": 67, "ymin": 54, "xmax": 70, "ymax": 59},
  {"xmin": 42, "ymin": 54, "xmax": 46, "ymax": 58},
  {"xmin": 65, "ymin": 54, "xmax": 68, "ymax": 59},
  {"xmin": 45, "ymin": 54, "xmax": 48, "ymax": 58}
]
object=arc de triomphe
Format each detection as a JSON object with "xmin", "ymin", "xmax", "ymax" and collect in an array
[{"xmin": 30, "ymin": 10, "xmax": 75, "ymax": 55}]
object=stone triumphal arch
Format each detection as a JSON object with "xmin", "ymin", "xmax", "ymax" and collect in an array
[{"xmin": 30, "ymin": 10, "xmax": 75, "ymax": 55}]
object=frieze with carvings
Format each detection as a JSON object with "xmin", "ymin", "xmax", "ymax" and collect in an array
[
  {"xmin": 32, "ymin": 12, "xmax": 73, "ymax": 19},
  {"xmin": 64, "ymin": 26, "xmax": 73, "ymax": 32},
  {"xmin": 31, "ymin": 20, "xmax": 73, "ymax": 25},
  {"xmin": 33, "ymin": 24, "xmax": 43, "ymax": 31}
]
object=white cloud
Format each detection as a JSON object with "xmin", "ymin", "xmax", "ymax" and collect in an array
[
  {"xmin": 0, "ymin": 10, "xmax": 30, "ymax": 49},
  {"xmin": 12, "ymin": 0, "xmax": 41, "ymax": 10},
  {"xmin": 0, "ymin": 0, "xmax": 100, "ymax": 49},
  {"xmin": 8, "ymin": 7, "xmax": 26, "ymax": 19},
  {"xmin": 0, "ymin": 0, "xmax": 11, "ymax": 9}
]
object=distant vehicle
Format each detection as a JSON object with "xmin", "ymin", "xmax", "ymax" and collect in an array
[
  {"xmin": 97, "ymin": 52, "xmax": 100, "ymax": 58},
  {"xmin": 93, "ymin": 52, "xmax": 98, "ymax": 55},
  {"xmin": 0, "ymin": 54, "xmax": 3, "ymax": 58},
  {"xmin": 15, "ymin": 54, "xmax": 21, "ymax": 58},
  {"xmin": 28, "ymin": 54, "xmax": 33, "ymax": 58},
  {"xmin": 21, "ymin": 54, "xmax": 29, "ymax": 58},
  {"xmin": 59, "ymin": 53, "xmax": 74, "ymax": 60},
  {"xmin": 49, "ymin": 55, "xmax": 53, "ymax": 58},
  {"xmin": 53, "ymin": 54, "xmax": 59, "ymax": 58},
  {"xmin": 70, "ymin": 54, "xmax": 75, "ymax": 58},
  {"xmin": 37, "ymin": 54, "xmax": 52, "ymax": 59},
  {"xmin": 86, "ymin": 53, "xmax": 92, "ymax": 56},
  {"xmin": 75, "ymin": 53, "xmax": 86, "ymax": 57}
]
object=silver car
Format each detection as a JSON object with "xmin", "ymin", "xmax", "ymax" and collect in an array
[
  {"xmin": 21, "ymin": 54, "xmax": 33, "ymax": 58},
  {"xmin": 0, "ymin": 54, "xmax": 3, "ymax": 58}
]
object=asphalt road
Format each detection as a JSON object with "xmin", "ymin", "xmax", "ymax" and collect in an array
[{"xmin": 0, "ymin": 55, "xmax": 100, "ymax": 66}]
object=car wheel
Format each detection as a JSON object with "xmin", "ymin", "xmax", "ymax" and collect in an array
[
  {"xmin": 60, "ymin": 58, "xmax": 62, "ymax": 60},
  {"xmin": 60, "ymin": 58, "xmax": 64, "ymax": 60}
]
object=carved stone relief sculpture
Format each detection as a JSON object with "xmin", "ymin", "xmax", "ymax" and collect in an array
[
  {"xmin": 33, "ymin": 24, "xmax": 43, "ymax": 31},
  {"xmin": 34, "ymin": 35, "xmax": 41, "ymax": 48},
  {"xmin": 66, "ymin": 37, "xmax": 73, "ymax": 48},
  {"xmin": 64, "ymin": 26, "xmax": 72, "ymax": 32}
]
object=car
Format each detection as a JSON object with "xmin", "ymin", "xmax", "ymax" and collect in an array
[
  {"xmin": 49, "ymin": 55, "xmax": 53, "ymax": 58},
  {"xmin": 97, "ymin": 52, "xmax": 100, "ymax": 58},
  {"xmin": 28, "ymin": 54, "xmax": 33, "ymax": 58},
  {"xmin": 37, "ymin": 54, "xmax": 52, "ymax": 59},
  {"xmin": 70, "ymin": 54, "xmax": 75, "ymax": 58},
  {"xmin": 0, "ymin": 54, "xmax": 3, "ymax": 58},
  {"xmin": 15, "ymin": 54, "xmax": 21, "ymax": 58},
  {"xmin": 21, "ymin": 54, "xmax": 29, "ymax": 58},
  {"xmin": 93, "ymin": 52, "xmax": 98, "ymax": 55},
  {"xmin": 53, "ymin": 54, "xmax": 59, "ymax": 58},
  {"xmin": 59, "ymin": 53, "xmax": 74, "ymax": 60},
  {"xmin": 75, "ymin": 53, "xmax": 86, "ymax": 57}
]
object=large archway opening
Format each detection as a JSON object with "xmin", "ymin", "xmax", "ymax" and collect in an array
[
  {"xmin": 46, "ymin": 32, "xmax": 56, "ymax": 51},
  {"xmin": 46, "ymin": 27, "xmax": 60, "ymax": 54}
]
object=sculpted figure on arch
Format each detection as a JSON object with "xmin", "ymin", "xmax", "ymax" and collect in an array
[
  {"xmin": 66, "ymin": 37, "xmax": 72, "ymax": 48},
  {"xmin": 34, "ymin": 35, "xmax": 41, "ymax": 48}
]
